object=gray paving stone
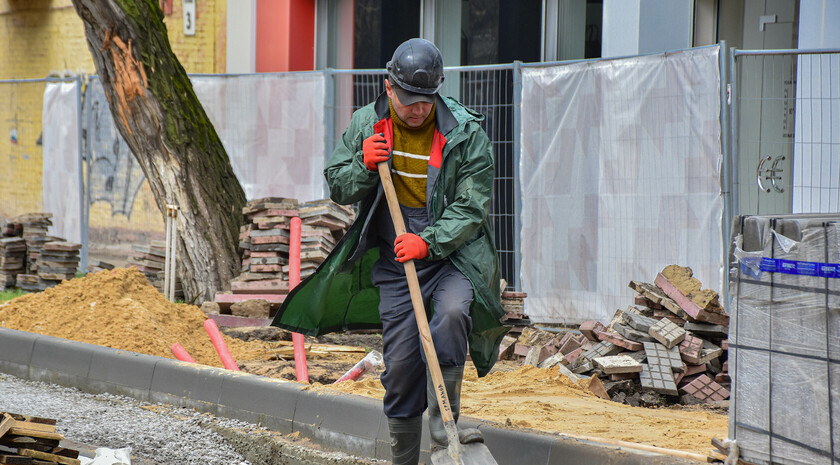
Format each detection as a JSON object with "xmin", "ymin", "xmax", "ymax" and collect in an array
[
  {"xmin": 648, "ymin": 318, "xmax": 686, "ymax": 349},
  {"xmin": 623, "ymin": 312, "xmax": 658, "ymax": 332},
  {"xmin": 639, "ymin": 363, "xmax": 678, "ymax": 396},
  {"xmin": 613, "ymin": 322, "xmax": 655, "ymax": 343},
  {"xmin": 643, "ymin": 342, "xmax": 683, "ymax": 371}
]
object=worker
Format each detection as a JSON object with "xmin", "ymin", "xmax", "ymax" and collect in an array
[{"xmin": 271, "ymin": 38, "xmax": 508, "ymax": 465}]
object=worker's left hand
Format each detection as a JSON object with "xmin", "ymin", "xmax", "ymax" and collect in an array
[{"xmin": 394, "ymin": 233, "xmax": 429, "ymax": 262}]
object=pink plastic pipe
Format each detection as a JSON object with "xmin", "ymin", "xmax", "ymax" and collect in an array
[
  {"xmin": 203, "ymin": 319, "xmax": 240, "ymax": 370},
  {"xmin": 170, "ymin": 342, "xmax": 196, "ymax": 363},
  {"xmin": 290, "ymin": 216, "xmax": 309, "ymax": 383}
]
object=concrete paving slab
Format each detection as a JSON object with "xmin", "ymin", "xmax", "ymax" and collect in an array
[
  {"xmin": 29, "ymin": 334, "xmax": 94, "ymax": 387},
  {"xmin": 218, "ymin": 372, "xmax": 301, "ymax": 433},
  {"xmin": 681, "ymin": 374, "xmax": 729, "ymax": 402},
  {"xmin": 593, "ymin": 355, "xmax": 643, "ymax": 374},
  {"xmin": 643, "ymin": 342, "xmax": 683, "ymax": 371},
  {"xmin": 649, "ymin": 319, "xmax": 686, "ymax": 349},
  {"xmin": 149, "ymin": 359, "xmax": 228, "ymax": 413},
  {"xmin": 624, "ymin": 312, "xmax": 658, "ymax": 333},
  {"xmin": 639, "ymin": 364, "xmax": 678, "ymax": 396},
  {"xmin": 0, "ymin": 327, "xmax": 37, "ymax": 378},
  {"xmin": 678, "ymin": 333, "xmax": 704, "ymax": 364},
  {"xmin": 294, "ymin": 388, "xmax": 383, "ymax": 458}
]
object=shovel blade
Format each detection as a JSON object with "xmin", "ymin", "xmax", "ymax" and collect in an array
[{"xmin": 430, "ymin": 442, "xmax": 499, "ymax": 465}]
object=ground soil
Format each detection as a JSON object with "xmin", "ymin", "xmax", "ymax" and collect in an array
[{"xmin": 0, "ymin": 268, "xmax": 728, "ymax": 457}]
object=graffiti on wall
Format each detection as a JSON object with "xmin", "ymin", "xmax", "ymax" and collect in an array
[{"xmin": 83, "ymin": 79, "xmax": 146, "ymax": 218}]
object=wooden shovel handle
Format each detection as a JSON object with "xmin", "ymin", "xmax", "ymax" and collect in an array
[{"xmin": 376, "ymin": 162, "xmax": 456, "ymax": 425}]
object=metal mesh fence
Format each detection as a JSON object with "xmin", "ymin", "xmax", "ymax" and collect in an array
[
  {"xmin": 326, "ymin": 65, "xmax": 519, "ymax": 290},
  {"xmin": 732, "ymin": 50, "xmax": 840, "ymax": 216}
]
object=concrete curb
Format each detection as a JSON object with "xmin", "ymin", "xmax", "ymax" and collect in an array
[{"xmin": 0, "ymin": 327, "xmax": 701, "ymax": 464}]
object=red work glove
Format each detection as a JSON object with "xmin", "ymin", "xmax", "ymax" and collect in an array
[
  {"xmin": 363, "ymin": 133, "xmax": 390, "ymax": 171},
  {"xmin": 394, "ymin": 233, "xmax": 429, "ymax": 262}
]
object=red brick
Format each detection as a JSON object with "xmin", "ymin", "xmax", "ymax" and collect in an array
[
  {"xmin": 596, "ymin": 330, "xmax": 643, "ymax": 351},
  {"xmin": 559, "ymin": 335, "xmax": 582, "ymax": 355},
  {"xmin": 680, "ymin": 374, "xmax": 730, "ymax": 402},
  {"xmin": 565, "ymin": 347, "xmax": 583, "ymax": 365},
  {"xmin": 579, "ymin": 320, "xmax": 606, "ymax": 342}
]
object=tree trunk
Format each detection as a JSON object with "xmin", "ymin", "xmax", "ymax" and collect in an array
[{"xmin": 71, "ymin": 0, "xmax": 246, "ymax": 303}]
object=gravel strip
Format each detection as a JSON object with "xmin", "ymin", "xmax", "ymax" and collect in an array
[
  {"xmin": 0, "ymin": 373, "xmax": 252, "ymax": 464},
  {"xmin": 0, "ymin": 373, "xmax": 387, "ymax": 465}
]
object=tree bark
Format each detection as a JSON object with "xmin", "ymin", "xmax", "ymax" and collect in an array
[{"xmin": 71, "ymin": 0, "xmax": 246, "ymax": 303}]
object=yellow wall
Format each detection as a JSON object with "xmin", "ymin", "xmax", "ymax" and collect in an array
[{"xmin": 0, "ymin": 0, "xmax": 226, "ymax": 263}]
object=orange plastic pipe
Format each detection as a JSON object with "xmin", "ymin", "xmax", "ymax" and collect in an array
[
  {"xmin": 290, "ymin": 217, "xmax": 309, "ymax": 383},
  {"xmin": 170, "ymin": 342, "xmax": 196, "ymax": 363},
  {"xmin": 203, "ymin": 319, "xmax": 240, "ymax": 370}
]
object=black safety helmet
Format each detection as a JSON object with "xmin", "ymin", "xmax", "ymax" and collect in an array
[{"xmin": 386, "ymin": 38, "xmax": 444, "ymax": 104}]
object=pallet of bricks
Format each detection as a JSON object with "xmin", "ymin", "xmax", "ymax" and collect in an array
[
  {"xmin": 1, "ymin": 214, "xmax": 81, "ymax": 293},
  {"xmin": 127, "ymin": 240, "xmax": 183, "ymax": 300},
  {"xmin": 500, "ymin": 264, "xmax": 731, "ymax": 406},
  {"xmin": 0, "ymin": 411, "xmax": 81, "ymax": 464},
  {"xmin": 221, "ymin": 197, "xmax": 354, "ymax": 317}
]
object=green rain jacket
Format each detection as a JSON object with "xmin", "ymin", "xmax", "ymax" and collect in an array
[{"xmin": 270, "ymin": 92, "xmax": 508, "ymax": 376}]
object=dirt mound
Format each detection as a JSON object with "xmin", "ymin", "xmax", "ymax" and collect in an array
[{"xmin": 0, "ymin": 268, "xmax": 266, "ymax": 367}]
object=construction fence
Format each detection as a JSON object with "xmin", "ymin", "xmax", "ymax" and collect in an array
[{"xmin": 2, "ymin": 44, "xmax": 839, "ymax": 324}]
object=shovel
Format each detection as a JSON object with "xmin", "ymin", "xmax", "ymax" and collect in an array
[{"xmin": 377, "ymin": 162, "xmax": 499, "ymax": 465}]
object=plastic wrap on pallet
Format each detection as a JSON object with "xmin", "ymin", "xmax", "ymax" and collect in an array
[{"xmin": 729, "ymin": 214, "xmax": 840, "ymax": 465}]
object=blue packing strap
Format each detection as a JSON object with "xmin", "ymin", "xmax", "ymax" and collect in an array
[{"xmin": 760, "ymin": 257, "xmax": 840, "ymax": 278}]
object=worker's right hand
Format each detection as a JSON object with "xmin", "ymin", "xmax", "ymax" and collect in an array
[{"xmin": 363, "ymin": 133, "xmax": 390, "ymax": 171}]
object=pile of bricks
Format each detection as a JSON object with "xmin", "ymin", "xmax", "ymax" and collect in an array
[
  {"xmin": 128, "ymin": 240, "xmax": 183, "ymax": 300},
  {"xmin": 212, "ymin": 197, "xmax": 354, "ymax": 317},
  {"xmin": 296, "ymin": 199, "xmax": 354, "ymax": 279},
  {"xmin": 502, "ymin": 265, "xmax": 730, "ymax": 406},
  {"xmin": 0, "ymin": 411, "xmax": 81, "ymax": 464},
  {"xmin": 0, "ymin": 238, "xmax": 26, "ymax": 290},
  {"xmin": 231, "ymin": 197, "xmax": 299, "ymax": 296}
]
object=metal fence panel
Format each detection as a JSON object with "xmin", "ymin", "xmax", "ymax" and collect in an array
[
  {"xmin": 732, "ymin": 49, "xmax": 840, "ymax": 217},
  {"xmin": 326, "ymin": 66, "xmax": 520, "ymax": 291}
]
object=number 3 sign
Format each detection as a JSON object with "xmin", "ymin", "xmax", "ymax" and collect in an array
[{"xmin": 183, "ymin": 0, "xmax": 196, "ymax": 36}]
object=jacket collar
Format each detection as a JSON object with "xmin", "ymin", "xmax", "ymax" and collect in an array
[{"xmin": 373, "ymin": 91, "xmax": 459, "ymax": 136}]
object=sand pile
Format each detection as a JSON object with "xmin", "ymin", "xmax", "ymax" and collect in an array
[{"xmin": 0, "ymin": 268, "xmax": 266, "ymax": 367}]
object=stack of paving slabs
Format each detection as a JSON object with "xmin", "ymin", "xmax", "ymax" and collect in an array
[
  {"xmin": 0, "ymin": 238, "xmax": 26, "ymax": 290},
  {"xmin": 499, "ymin": 291, "xmax": 531, "ymax": 337},
  {"xmin": 509, "ymin": 264, "xmax": 730, "ymax": 408},
  {"xmin": 35, "ymin": 242, "xmax": 81, "ymax": 288},
  {"xmin": 128, "ymin": 241, "xmax": 183, "ymax": 299},
  {"xmin": 0, "ymin": 411, "xmax": 81, "ymax": 464},
  {"xmin": 296, "ymin": 199, "xmax": 355, "ymax": 278},
  {"xmin": 231, "ymin": 197, "xmax": 299, "ymax": 296},
  {"xmin": 727, "ymin": 214, "xmax": 840, "ymax": 465},
  {"xmin": 7, "ymin": 213, "xmax": 53, "ymax": 274}
]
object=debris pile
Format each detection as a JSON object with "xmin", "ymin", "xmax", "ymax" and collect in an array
[
  {"xmin": 127, "ymin": 240, "xmax": 183, "ymax": 300},
  {"xmin": 501, "ymin": 265, "xmax": 730, "ymax": 407},
  {"xmin": 0, "ymin": 411, "xmax": 81, "ymax": 464},
  {"xmin": 214, "ymin": 197, "xmax": 354, "ymax": 316}
]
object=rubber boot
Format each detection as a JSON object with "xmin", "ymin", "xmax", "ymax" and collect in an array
[
  {"xmin": 426, "ymin": 365, "xmax": 483, "ymax": 452},
  {"xmin": 388, "ymin": 416, "xmax": 422, "ymax": 465}
]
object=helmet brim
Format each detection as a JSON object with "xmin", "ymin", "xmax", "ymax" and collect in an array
[{"xmin": 391, "ymin": 82, "xmax": 435, "ymax": 106}]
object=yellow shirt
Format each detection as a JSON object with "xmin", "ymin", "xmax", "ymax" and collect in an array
[{"xmin": 390, "ymin": 102, "xmax": 436, "ymax": 208}]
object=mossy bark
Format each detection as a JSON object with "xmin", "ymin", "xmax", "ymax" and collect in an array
[{"xmin": 71, "ymin": 0, "xmax": 246, "ymax": 303}]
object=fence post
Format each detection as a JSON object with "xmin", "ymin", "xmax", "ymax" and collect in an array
[
  {"xmin": 324, "ymin": 68, "xmax": 335, "ymax": 172},
  {"xmin": 512, "ymin": 60, "xmax": 522, "ymax": 292},
  {"xmin": 719, "ymin": 41, "xmax": 732, "ymax": 308},
  {"xmin": 77, "ymin": 75, "xmax": 87, "ymax": 273}
]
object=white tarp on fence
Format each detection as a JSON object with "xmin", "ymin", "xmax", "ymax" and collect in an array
[
  {"xmin": 192, "ymin": 73, "xmax": 326, "ymax": 202},
  {"xmin": 519, "ymin": 46, "xmax": 724, "ymax": 324},
  {"xmin": 42, "ymin": 80, "xmax": 81, "ymax": 243}
]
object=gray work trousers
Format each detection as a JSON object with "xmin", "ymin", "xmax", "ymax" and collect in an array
[{"xmin": 372, "ymin": 203, "xmax": 473, "ymax": 418}]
